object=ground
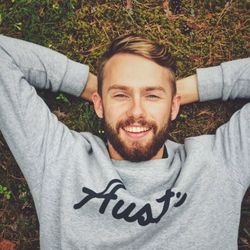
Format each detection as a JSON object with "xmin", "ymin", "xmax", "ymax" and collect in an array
[{"xmin": 0, "ymin": 0, "xmax": 249, "ymax": 249}]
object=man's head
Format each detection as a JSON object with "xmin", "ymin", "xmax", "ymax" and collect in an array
[{"xmin": 92, "ymin": 34, "xmax": 180, "ymax": 162}]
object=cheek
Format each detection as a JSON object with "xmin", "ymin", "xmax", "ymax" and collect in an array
[
  {"xmin": 147, "ymin": 103, "xmax": 172, "ymax": 124},
  {"xmin": 103, "ymin": 102, "xmax": 127, "ymax": 125}
]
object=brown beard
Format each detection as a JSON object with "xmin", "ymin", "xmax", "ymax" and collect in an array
[{"xmin": 103, "ymin": 116, "xmax": 171, "ymax": 162}]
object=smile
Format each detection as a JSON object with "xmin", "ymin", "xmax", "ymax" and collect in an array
[
  {"xmin": 122, "ymin": 126, "xmax": 151, "ymax": 139},
  {"xmin": 123, "ymin": 126, "xmax": 150, "ymax": 133}
]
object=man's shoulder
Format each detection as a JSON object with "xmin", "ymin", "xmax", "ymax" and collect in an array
[{"xmin": 77, "ymin": 131, "xmax": 107, "ymax": 150}]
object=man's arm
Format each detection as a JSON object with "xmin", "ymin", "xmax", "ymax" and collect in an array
[
  {"xmin": 197, "ymin": 58, "xmax": 250, "ymax": 102},
  {"xmin": 0, "ymin": 35, "xmax": 92, "ymax": 200},
  {"xmin": 176, "ymin": 75, "xmax": 199, "ymax": 105},
  {"xmin": 177, "ymin": 58, "xmax": 250, "ymax": 105},
  {"xmin": 0, "ymin": 35, "xmax": 94, "ymax": 99},
  {"xmin": 81, "ymin": 72, "xmax": 97, "ymax": 102},
  {"xmin": 181, "ymin": 58, "xmax": 250, "ymax": 189}
]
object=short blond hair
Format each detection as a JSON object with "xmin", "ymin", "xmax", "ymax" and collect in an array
[{"xmin": 97, "ymin": 34, "xmax": 176, "ymax": 96}]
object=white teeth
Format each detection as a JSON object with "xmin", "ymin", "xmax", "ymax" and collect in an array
[{"xmin": 124, "ymin": 126, "xmax": 149, "ymax": 133}]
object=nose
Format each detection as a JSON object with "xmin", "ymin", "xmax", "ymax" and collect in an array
[{"xmin": 128, "ymin": 97, "xmax": 145, "ymax": 118}]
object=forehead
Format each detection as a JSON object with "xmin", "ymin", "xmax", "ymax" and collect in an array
[{"xmin": 102, "ymin": 53, "xmax": 172, "ymax": 91}]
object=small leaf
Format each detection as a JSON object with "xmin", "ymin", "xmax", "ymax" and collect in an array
[
  {"xmin": 179, "ymin": 114, "xmax": 188, "ymax": 120},
  {"xmin": 14, "ymin": 22, "xmax": 22, "ymax": 31},
  {"xmin": 52, "ymin": 3, "xmax": 60, "ymax": 9}
]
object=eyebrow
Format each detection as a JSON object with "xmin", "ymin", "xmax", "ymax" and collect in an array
[
  {"xmin": 107, "ymin": 84, "xmax": 166, "ymax": 93},
  {"xmin": 107, "ymin": 84, "xmax": 130, "ymax": 92},
  {"xmin": 144, "ymin": 86, "xmax": 166, "ymax": 93}
]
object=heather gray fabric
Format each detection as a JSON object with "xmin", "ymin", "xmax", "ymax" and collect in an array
[{"xmin": 0, "ymin": 35, "xmax": 249, "ymax": 250}]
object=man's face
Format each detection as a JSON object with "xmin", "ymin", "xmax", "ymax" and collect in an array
[{"xmin": 93, "ymin": 53, "xmax": 180, "ymax": 162}]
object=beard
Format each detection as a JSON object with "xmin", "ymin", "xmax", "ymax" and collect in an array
[{"xmin": 103, "ymin": 116, "xmax": 171, "ymax": 162}]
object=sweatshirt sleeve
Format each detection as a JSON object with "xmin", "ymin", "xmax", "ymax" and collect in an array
[
  {"xmin": 0, "ymin": 35, "xmax": 89, "ymax": 193},
  {"xmin": 197, "ymin": 58, "xmax": 250, "ymax": 101},
  {"xmin": 196, "ymin": 58, "xmax": 250, "ymax": 189}
]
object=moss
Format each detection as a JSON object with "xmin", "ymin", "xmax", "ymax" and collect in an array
[{"xmin": 0, "ymin": 0, "xmax": 249, "ymax": 249}]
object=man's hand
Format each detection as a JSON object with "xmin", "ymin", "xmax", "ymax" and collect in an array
[
  {"xmin": 81, "ymin": 72, "xmax": 199, "ymax": 105},
  {"xmin": 176, "ymin": 75, "xmax": 199, "ymax": 105},
  {"xmin": 80, "ymin": 72, "xmax": 98, "ymax": 102}
]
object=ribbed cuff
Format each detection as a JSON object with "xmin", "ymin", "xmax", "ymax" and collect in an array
[
  {"xmin": 61, "ymin": 59, "xmax": 89, "ymax": 97},
  {"xmin": 196, "ymin": 65, "xmax": 223, "ymax": 102}
]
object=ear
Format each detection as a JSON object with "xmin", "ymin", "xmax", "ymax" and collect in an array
[
  {"xmin": 92, "ymin": 92, "xmax": 104, "ymax": 119},
  {"xmin": 171, "ymin": 94, "xmax": 181, "ymax": 121}
]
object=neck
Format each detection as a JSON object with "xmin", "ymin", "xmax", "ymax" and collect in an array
[{"xmin": 107, "ymin": 142, "xmax": 165, "ymax": 161}]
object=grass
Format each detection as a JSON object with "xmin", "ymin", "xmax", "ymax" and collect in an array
[{"xmin": 0, "ymin": 0, "xmax": 249, "ymax": 249}]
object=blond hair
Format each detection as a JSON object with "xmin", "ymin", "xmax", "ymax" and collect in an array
[{"xmin": 97, "ymin": 34, "xmax": 176, "ymax": 96}]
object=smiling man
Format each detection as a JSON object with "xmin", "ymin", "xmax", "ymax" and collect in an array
[
  {"xmin": 0, "ymin": 34, "xmax": 249, "ymax": 250},
  {"xmin": 92, "ymin": 35, "xmax": 182, "ymax": 162}
]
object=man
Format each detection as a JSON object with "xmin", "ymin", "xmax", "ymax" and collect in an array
[{"xmin": 0, "ymin": 34, "xmax": 249, "ymax": 250}]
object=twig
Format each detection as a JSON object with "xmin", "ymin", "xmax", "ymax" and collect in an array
[
  {"xmin": 216, "ymin": 0, "xmax": 234, "ymax": 26},
  {"xmin": 162, "ymin": 0, "xmax": 173, "ymax": 18},
  {"xmin": 244, "ymin": 228, "xmax": 250, "ymax": 238},
  {"xmin": 126, "ymin": 0, "xmax": 133, "ymax": 10},
  {"xmin": 8, "ymin": 174, "xmax": 25, "ymax": 181}
]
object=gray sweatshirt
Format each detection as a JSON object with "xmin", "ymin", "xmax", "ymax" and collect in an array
[{"xmin": 0, "ymin": 35, "xmax": 249, "ymax": 250}]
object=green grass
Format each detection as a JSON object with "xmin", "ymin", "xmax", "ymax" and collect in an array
[{"xmin": 0, "ymin": 0, "xmax": 249, "ymax": 249}]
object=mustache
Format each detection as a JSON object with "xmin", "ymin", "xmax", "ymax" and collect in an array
[{"xmin": 116, "ymin": 116, "xmax": 157, "ymax": 133}]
